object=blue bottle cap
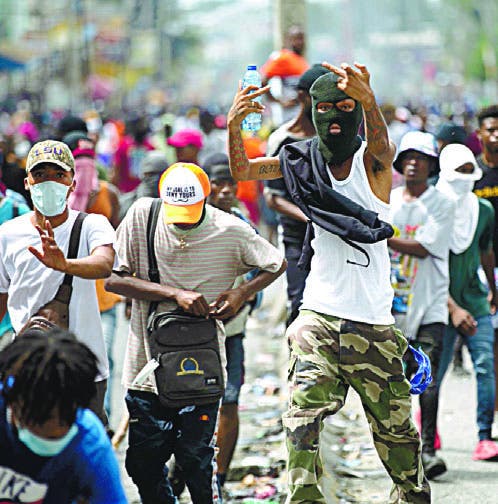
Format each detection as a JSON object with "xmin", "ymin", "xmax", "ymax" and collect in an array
[
  {"xmin": 247, "ymin": 65, "xmax": 257, "ymax": 70},
  {"xmin": 408, "ymin": 345, "xmax": 433, "ymax": 395}
]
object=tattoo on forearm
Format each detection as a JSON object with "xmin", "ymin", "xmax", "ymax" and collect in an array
[
  {"xmin": 258, "ymin": 164, "xmax": 280, "ymax": 176},
  {"xmin": 228, "ymin": 128, "xmax": 250, "ymax": 174},
  {"xmin": 365, "ymin": 104, "xmax": 389, "ymax": 150}
]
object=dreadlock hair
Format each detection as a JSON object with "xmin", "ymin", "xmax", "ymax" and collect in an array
[
  {"xmin": 0, "ymin": 328, "xmax": 98, "ymax": 426},
  {"xmin": 477, "ymin": 105, "xmax": 498, "ymax": 126}
]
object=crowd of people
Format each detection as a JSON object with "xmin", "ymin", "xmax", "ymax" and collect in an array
[{"xmin": 0, "ymin": 24, "xmax": 498, "ymax": 504}]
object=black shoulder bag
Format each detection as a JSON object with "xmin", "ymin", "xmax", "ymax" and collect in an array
[{"xmin": 146, "ymin": 199, "xmax": 225, "ymax": 408}]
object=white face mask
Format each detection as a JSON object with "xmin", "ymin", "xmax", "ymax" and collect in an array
[
  {"xmin": 29, "ymin": 181, "xmax": 70, "ymax": 216},
  {"xmin": 450, "ymin": 178, "xmax": 474, "ymax": 197}
]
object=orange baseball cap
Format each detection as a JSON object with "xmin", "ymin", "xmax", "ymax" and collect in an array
[{"xmin": 159, "ymin": 163, "xmax": 211, "ymax": 224}]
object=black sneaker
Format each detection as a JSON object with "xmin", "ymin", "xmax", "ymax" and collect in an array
[{"xmin": 421, "ymin": 452, "xmax": 447, "ymax": 479}]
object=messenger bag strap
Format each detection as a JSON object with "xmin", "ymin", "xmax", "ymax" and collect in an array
[
  {"xmin": 54, "ymin": 212, "xmax": 88, "ymax": 303},
  {"xmin": 147, "ymin": 199, "xmax": 162, "ymax": 317}
]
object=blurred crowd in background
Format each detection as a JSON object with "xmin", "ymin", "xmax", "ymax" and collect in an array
[{"xmin": 0, "ymin": 88, "xmax": 489, "ymax": 235}]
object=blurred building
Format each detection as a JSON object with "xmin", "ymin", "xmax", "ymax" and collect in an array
[{"xmin": 0, "ymin": 0, "xmax": 496, "ymax": 114}]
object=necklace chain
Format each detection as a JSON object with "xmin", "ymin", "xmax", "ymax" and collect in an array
[
  {"xmin": 179, "ymin": 236, "xmax": 188, "ymax": 249},
  {"xmin": 173, "ymin": 222, "xmax": 201, "ymax": 250}
]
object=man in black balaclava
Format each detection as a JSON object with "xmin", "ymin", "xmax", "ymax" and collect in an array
[
  {"xmin": 310, "ymin": 71, "xmax": 363, "ymax": 164},
  {"xmin": 227, "ymin": 62, "xmax": 431, "ymax": 504}
]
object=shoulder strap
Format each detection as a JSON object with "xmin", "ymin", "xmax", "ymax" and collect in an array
[
  {"xmin": 12, "ymin": 202, "xmax": 19, "ymax": 218},
  {"xmin": 146, "ymin": 199, "xmax": 162, "ymax": 318},
  {"xmin": 54, "ymin": 212, "xmax": 88, "ymax": 305},
  {"xmin": 147, "ymin": 199, "xmax": 162, "ymax": 284},
  {"xmin": 62, "ymin": 212, "xmax": 88, "ymax": 287}
]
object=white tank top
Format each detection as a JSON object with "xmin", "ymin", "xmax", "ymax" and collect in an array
[{"xmin": 301, "ymin": 142, "xmax": 394, "ymax": 325}]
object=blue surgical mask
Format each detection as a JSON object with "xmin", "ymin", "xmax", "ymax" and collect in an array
[
  {"xmin": 29, "ymin": 181, "xmax": 70, "ymax": 216},
  {"xmin": 18, "ymin": 423, "xmax": 79, "ymax": 457}
]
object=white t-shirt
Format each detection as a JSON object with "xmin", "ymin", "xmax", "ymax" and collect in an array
[
  {"xmin": 301, "ymin": 143, "xmax": 395, "ymax": 325},
  {"xmin": 0, "ymin": 210, "xmax": 116, "ymax": 380},
  {"xmin": 389, "ymin": 185, "xmax": 455, "ymax": 338}
]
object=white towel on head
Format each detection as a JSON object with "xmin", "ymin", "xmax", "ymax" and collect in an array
[{"xmin": 436, "ymin": 144, "xmax": 482, "ymax": 254}]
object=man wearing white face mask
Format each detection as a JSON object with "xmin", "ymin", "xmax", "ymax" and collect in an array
[
  {"xmin": 0, "ymin": 140, "xmax": 116, "ymax": 426},
  {"xmin": 436, "ymin": 143, "xmax": 498, "ymax": 461}
]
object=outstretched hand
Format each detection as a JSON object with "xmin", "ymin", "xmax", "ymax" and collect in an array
[
  {"xmin": 227, "ymin": 82, "xmax": 269, "ymax": 128},
  {"xmin": 28, "ymin": 220, "xmax": 68, "ymax": 272},
  {"xmin": 322, "ymin": 61, "xmax": 375, "ymax": 109}
]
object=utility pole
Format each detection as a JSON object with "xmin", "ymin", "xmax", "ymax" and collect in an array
[
  {"xmin": 68, "ymin": 0, "xmax": 83, "ymax": 111},
  {"xmin": 274, "ymin": 0, "xmax": 307, "ymax": 53}
]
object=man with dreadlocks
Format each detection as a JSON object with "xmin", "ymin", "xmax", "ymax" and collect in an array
[{"xmin": 0, "ymin": 327, "xmax": 127, "ymax": 503}]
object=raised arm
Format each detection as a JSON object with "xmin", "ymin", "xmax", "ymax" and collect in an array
[
  {"xmin": 323, "ymin": 62, "xmax": 395, "ymax": 202},
  {"xmin": 227, "ymin": 84, "xmax": 282, "ymax": 181}
]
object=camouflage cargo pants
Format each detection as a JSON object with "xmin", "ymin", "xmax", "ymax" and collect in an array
[{"xmin": 282, "ymin": 310, "xmax": 431, "ymax": 504}]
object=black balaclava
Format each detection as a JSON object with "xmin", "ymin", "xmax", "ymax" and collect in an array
[
  {"xmin": 298, "ymin": 64, "xmax": 330, "ymax": 123},
  {"xmin": 310, "ymin": 72, "xmax": 363, "ymax": 164}
]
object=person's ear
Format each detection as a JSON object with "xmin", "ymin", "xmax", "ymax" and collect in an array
[{"xmin": 67, "ymin": 179, "xmax": 76, "ymax": 197}]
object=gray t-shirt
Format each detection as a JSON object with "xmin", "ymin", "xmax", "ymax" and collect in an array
[{"xmin": 389, "ymin": 185, "xmax": 455, "ymax": 338}]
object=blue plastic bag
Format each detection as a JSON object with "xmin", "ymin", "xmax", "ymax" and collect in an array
[{"xmin": 408, "ymin": 345, "xmax": 432, "ymax": 394}]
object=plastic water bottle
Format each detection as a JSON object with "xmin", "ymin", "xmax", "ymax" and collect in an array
[{"xmin": 241, "ymin": 65, "xmax": 262, "ymax": 132}]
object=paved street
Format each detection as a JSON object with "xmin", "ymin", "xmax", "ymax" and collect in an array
[{"xmin": 108, "ymin": 279, "xmax": 498, "ymax": 503}]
